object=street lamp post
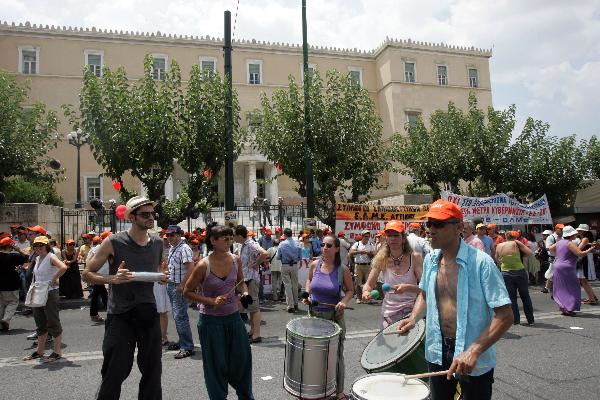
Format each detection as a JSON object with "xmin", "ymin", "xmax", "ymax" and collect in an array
[{"xmin": 67, "ymin": 128, "xmax": 89, "ymax": 208}]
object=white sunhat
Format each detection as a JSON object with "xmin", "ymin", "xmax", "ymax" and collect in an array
[
  {"xmin": 124, "ymin": 196, "xmax": 155, "ymax": 219},
  {"xmin": 576, "ymin": 224, "xmax": 590, "ymax": 232},
  {"xmin": 542, "ymin": 230, "xmax": 553, "ymax": 235},
  {"xmin": 562, "ymin": 226, "xmax": 578, "ymax": 238}
]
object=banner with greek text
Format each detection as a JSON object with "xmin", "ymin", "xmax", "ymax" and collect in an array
[
  {"xmin": 334, "ymin": 202, "xmax": 430, "ymax": 239},
  {"xmin": 441, "ymin": 191, "xmax": 552, "ymax": 225}
]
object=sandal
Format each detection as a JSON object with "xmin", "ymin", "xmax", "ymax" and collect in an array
[
  {"xmin": 582, "ymin": 297, "xmax": 599, "ymax": 305},
  {"xmin": 174, "ymin": 349, "xmax": 195, "ymax": 359},
  {"xmin": 23, "ymin": 351, "xmax": 43, "ymax": 361},
  {"xmin": 43, "ymin": 352, "xmax": 62, "ymax": 363}
]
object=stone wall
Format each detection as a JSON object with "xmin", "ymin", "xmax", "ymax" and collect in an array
[{"xmin": 0, "ymin": 203, "xmax": 62, "ymax": 238}]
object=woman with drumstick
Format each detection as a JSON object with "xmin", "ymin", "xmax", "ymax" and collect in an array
[
  {"xmin": 362, "ymin": 220, "xmax": 423, "ymax": 329},
  {"xmin": 303, "ymin": 234, "xmax": 354, "ymax": 400},
  {"xmin": 183, "ymin": 223, "xmax": 255, "ymax": 400}
]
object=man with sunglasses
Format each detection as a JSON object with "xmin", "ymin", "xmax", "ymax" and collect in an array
[
  {"xmin": 349, "ymin": 230, "xmax": 375, "ymax": 304},
  {"xmin": 84, "ymin": 196, "xmax": 167, "ymax": 400},
  {"xmin": 397, "ymin": 199, "xmax": 513, "ymax": 400}
]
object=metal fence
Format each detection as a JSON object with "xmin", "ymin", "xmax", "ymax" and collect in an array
[{"xmin": 59, "ymin": 205, "xmax": 327, "ymax": 246}]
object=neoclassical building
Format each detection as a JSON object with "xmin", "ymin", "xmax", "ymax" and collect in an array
[{"xmin": 0, "ymin": 21, "xmax": 493, "ymax": 208}]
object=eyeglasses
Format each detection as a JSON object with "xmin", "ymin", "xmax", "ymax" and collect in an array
[
  {"xmin": 134, "ymin": 211, "xmax": 157, "ymax": 219},
  {"xmin": 426, "ymin": 220, "xmax": 459, "ymax": 229},
  {"xmin": 321, "ymin": 243, "xmax": 334, "ymax": 249}
]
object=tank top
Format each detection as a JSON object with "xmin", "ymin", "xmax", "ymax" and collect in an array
[
  {"xmin": 199, "ymin": 254, "xmax": 239, "ymax": 316},
  {"xmin": 381, "ymin": 255, "xmax": 417, "ymax": 317},
  {"xmin": 107, "ymin": 231, "xmax": 163, "ymax": 314},
  {"xmin": 310, "ymin": 260, "xmax": 341, "ymax": 312},
  {"xmin": 498, "ymin": 242, "xmax": 525, "ymax": 272},
  {"xmin": 34, "ymin": 253, "xmax": 60, "ymax": 290}
]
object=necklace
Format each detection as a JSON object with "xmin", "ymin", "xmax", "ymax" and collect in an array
[{"xmin": 390, "ymin": 253, "xmax": 404, "ymax": 266}]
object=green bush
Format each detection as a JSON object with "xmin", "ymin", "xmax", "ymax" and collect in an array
[{"xmin": 3, "ymin": 177, "xmax": 64, "ymax": 206}]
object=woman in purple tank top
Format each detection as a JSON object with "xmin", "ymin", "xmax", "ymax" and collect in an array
[
  {"xmin": 184, "ymin": 224, "xmax": 255, "ymax": 400},
  {"xmin": 303, "ymin": 234, "xmax": 354, "ymax": 400}
]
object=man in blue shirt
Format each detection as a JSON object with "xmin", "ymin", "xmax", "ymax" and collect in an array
[
  {"xmin": 397, "ymin": 199, "xmax": 513, "ymax": 400},
  {"xmin": 276, "ymin": 228, "xmax": 302, "ymax": 313}
]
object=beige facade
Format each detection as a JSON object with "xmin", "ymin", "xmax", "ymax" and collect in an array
[{"xmin": 0, "ymin": 21, "xmax": 493, "ymax": 208}]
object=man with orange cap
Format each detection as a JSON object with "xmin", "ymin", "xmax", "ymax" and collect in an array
[
  {"xmin": 407, "ymin": 222, "xmax": 431, "ymax": 256},
  {"xmin": 397, "ymin": 199, "xmax": 513, "ymax": 400}
]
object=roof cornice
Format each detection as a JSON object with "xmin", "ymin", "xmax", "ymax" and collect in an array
[{"xmin": 0, "ymin": 20, "xmax": 492, "ymax": 59}]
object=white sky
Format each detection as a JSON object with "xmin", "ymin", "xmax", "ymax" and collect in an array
[{"xmin": 2, "ymin": 0, "xmax": 599, "ymax": 139}]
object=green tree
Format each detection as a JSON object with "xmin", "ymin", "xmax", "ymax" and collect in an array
[
  {"xmin": 0, "ymin": 70, "xmax": 60, "ymax": 192},
  {"xmin": 65, "ymin": 57, "xmax": 242, "ymax": 225},
  {"xmin": 507, "ymin": 118, "xmax": 587, "ymax": 214},
  {"xmin": 3, "ymin": 177, "xmax": 63, "ymax": 206},
  {"xmin": 585, "ymin": 135, "xmax": 600, "ymax": 179},
  {"xmin": 255, "ymin": 70, "xmax": 389, "ymax": 227}
]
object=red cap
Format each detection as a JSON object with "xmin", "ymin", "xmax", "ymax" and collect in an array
[
  {"xmin": 487, "ymin": 224, "xmax": 497, "ymax": 229},
  {"xmin": 0, "ymin": 237, "xmax": 15, "ymax": 246},
  {"xmin": 66, "ymin": 239, "xmax": 76, "ymax": 245},
  {"xmin": 82, "ymin": 233, "xmax": 92, "ymax": 239},
  {"xmin": 264, "ymin": 229, "xmax": 273, "ymax": 235},
  {"xmin": 190, "ymin": 239, "xmax": 200, "ymax": 245},
  {"xmin": 248, "ymin": 230, "xmax": 255, "ymax": 237},
  {"xmin": 355, "ymin": 234, "xmax": 362, "ymax": 241},
  {"xmin": 323, "ymin": 228, "xmax": 331, "ymax": 235},
  {"xmin": 92, "ymin": 236, "xmax": 102, "ymax": 243},
  {"xmin": 425, "ymin": 200, "xmax": 463, "ymax": 221},
  {"xmin": 555, "ymin": 224, "xmax": 564, "ymax": 229},
  {"xmin": 10, "ymin": 225, "xmax": 19, "ymax": 229},
  {"xmin": 337, "ymin": 231, "xmax": 346, "ymax": 237},
  {"xmin": 0, "ymin": 232, "xmax": 11, "ymax": 239},
  {"xmin": 27, "ymin": 225, "xmax": 47, "ymax": 235},
  {"xmin": 100, "ymin": 231, "xmax": 112, "ymax": 239},
  {"xmin": 275, "ymin": 227, "xmax": 282, "ymax": 233},
  {"xmin": 408, "ymin": 222, "xmax": 421, "ymax": 229}
]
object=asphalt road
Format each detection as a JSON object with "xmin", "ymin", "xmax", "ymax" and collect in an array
[{"xmin": 1, "ymin": 282, "xmax": 599, "ymax": 400}]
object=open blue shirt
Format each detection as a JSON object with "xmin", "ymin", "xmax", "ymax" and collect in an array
[{"xmin": 419, "ymin": 240, "xmax": 510, "ymax": 376}]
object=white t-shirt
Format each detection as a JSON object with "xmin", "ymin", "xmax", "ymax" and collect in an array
[
  {"xmin": 407, "ymin": 233, "xmax": 431, "ymax": 256},
  {"xmin": 339, "ymin": 238, "xmax": 351, "ymax": 267},
  {"xmin": 15, "ymin": 240, "xmax": 30, "ymax": 252},
  {"xmin": 352, "ymin": 241, "xmax": 374, "ymax": 264},
  {"xmin": 87, "ymin": 245, "xmax": 109, "ymax": 275}
]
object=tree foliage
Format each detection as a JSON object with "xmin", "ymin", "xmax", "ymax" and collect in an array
[
  {"xmin": 255, "ymin": 70, "xmax": 389, "ymax": 227},
  {"xmin": 64, "ymin": 57, "xmax": 242, "ymax": 225},
  {"xmin": 0, "ymin": 70, "xmax": 61, "ymax": 191},
  {"xmin": 392, "ymin": 92, "xmax": 588, "ymax": 213},
  {"xmin": 2, "ymin": 177, "xmax": 63, "ymax": 206}
]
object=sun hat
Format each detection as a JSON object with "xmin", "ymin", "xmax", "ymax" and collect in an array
[
  {"xmin": 384, "ymin": 220, "xmax": 405, "ymax": 234},
  {"xmin": 124, "ymin": 196, "xmax": 155, "ymax": 219},
  {"xmin": 562, "ymin": 226, "xmax": 578, "ymax": 238},
  {"xmin": 476, "ymin": 223, "xmax": 487, "ymax": 230},
  {"xmin": 33, "ymin": 236, "xmax": 50, "ymax": 245},
  {"xmin": 361, "ymin": 229, "xmax": 371, "ymax": 235},
  {"xmin": 576, "ymin": 224, "xmax": 590, "ymax": 232},
  {"xmin": 542, "ymin": 230, "xmax": 553, "ymax": 235},
  {"xmin": 425, "ymin": 199, "xmax": 463, "ymax": 221}
]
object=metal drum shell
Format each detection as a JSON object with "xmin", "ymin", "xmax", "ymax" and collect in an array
[{"xmin": 284, "ymin": 317, "xmax": 342, "ymax": 399}]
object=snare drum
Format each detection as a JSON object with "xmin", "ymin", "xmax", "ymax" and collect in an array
[
  {"xmin": 284, "ymin": 317, "xmax": 341, "ymax": 399},
  {"xmin": 361, "ymin": 318, "xmax": 427, "ymax": 375},
  {"xmin": 350, "ymin": 373, "xmax": 430, "ymax": 400}
]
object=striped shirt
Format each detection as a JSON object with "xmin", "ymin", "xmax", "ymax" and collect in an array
[{"xmin": 168, "ymin": 240, "xmax": 194, "ymax": 284}]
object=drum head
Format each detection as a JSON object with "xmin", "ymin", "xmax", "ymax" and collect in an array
[
  {"xmin": 286, "ymin": 317, "xmax": 341, "ymax": 339},
  {"xmin": 351, "ymin": 373, "xmax": 429, "ymax": 400},
  {"xmin": 360, "ymin": 318, "xmax": 425, "ymax": 371}
]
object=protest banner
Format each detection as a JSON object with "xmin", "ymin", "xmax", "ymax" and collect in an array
[
  {"xmin": 334, "ymin": 202, "xmax": 430, "ymax": 239},
  {"xmin": 441, "ymin": 191, "xmax": 552, "ymax": 225}
]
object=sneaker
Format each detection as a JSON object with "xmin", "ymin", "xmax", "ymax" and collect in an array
[
  {"xmin": 174, "ymin": 349, "xmax": 195, "ymax": 359},
  {"xmin": 167, "ymin": 343, "xmax": 180, "ymax": 351},
  {"xmin": 287, "ymin": 308, "xmax": 296, "ymax": 313},
  {"xmin": 27, "ymin": 332, "xmax": 38, "ymax": 340},
  {"xmin": 91, "ymin": 315, "xmax": 105, "ymax": 323}
]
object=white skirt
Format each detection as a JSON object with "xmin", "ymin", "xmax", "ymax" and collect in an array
[{"xmin": 153, "ymin": 282, "xmax": 171, "ymax": 313}]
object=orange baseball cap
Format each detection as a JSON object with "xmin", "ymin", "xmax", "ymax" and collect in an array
[
  {"xmin": 554, "ymin": 224, "xmax": 564, "ymax": 229},
  {"xmin": 425, "ymin": 200, "xmax": 463, "ymax": 221},
  {"xmin": 264, "ymin": 228, "xmax": 273, "ymax": 235},
  {"xmin": 27, "ymin": 225, "xmax": 47, "ymax": 235},
  {"xmin": 92, "ymin": 236, "xmax": 102, "ymax": 243},
  {"xmin": 248, "ymin": 230, "xmax": 255, "ymax": 237},
  {"xmin": 384, "ymin": 220, "xmax": 405, "ymax": 233},
  {"xmin": 0, "ymin": 237, "xmax": 15, "ymax": 246},
  {"xmin": 408, "ymin": 222, "xmax": 421, "ymax": 229},
  {"xmin": 355, "ymin": 234, "xmax": 363, "ymax": 241},
  {"xmin": 100, "ymin": 231, "xmax": 112, "ymax": 239},
  {"xmin": 487, "ymin": 223, "xmax": 497, "ymax": 229},
  {"xmin": 66, "ymin": 239, "xmax": 75, "ymax": 245}
]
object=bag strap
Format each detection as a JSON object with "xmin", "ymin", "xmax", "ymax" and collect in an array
[{"xmin": 202, "ymin": 256, "xmax": 211, "ymax": 287}]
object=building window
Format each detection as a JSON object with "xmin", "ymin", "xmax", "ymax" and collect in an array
[
  {"xmin": 468, "ymin": 68, "xmax": 479, "ymax": 88},
  {"xmin": 437, "ymin": 65, "xmax": 448, "ymax": 86},
  {"xmin": 404, "ymin": 62, "xmax": 415, "ymax": 83},
  {"xmin": 85, "ymin": 177, "xmax": 102, "ymax": 201},
  {"xmin": 256, "ymin": 168, "xmax": 266, "ymax": 199},
  {"xmin": 18, "ymin": 46, "xmax": 39, "ymax": 75},
  {"xmin": 199, "ymin": 57, "xmax": 217, "ymax": 76},
  {"xmin": 301, "ymin": 63, "xmax": 316, "ymax": 82},
  {"xmin": 85, "ymin": 50, "xmax": 103, "ymax": 77},
  {"xmin": 348, "ymin": 67, "xmax": 363, "ymax": 86},
  {"xmin": 406, "ymin": 111, "xmax": 421, "ymax": 128},
  {"xmin": 151, "ymin": 55, "xmax": 167, "ymax": 81},
  {"xmin": 247, "ymin": 60, "xmax": 262, "ymax": 85}
]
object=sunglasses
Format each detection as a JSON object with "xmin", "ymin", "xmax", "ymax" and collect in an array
[
  {"xmin": 321, "ymin": 243, "xmax": 334, "ymax": 248},
  {"xmin": 134, "ymin": 211, "xmax": 157, "ymax": 219},
  {"xmin": 426, "ymin": 220, "xmax": 459, "ymax": 229}
]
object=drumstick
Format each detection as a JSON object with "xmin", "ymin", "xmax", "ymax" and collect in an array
[
  {"xmin": 225, "ymin": 279, "xmax": 244, "ymax": 296},
  {"xmin": 311, "ymin": 300, "xmax": 355, "ymax": 310},
  {"xmin": 402, "ymin": 366, "xmax": 492, "ymax": 383}
]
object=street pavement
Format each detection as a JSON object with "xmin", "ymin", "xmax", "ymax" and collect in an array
[{"xmin": 1, "ymin": 282, "xmax": 599, "ymax": 400}]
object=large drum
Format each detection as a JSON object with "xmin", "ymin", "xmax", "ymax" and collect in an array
[
  {"xmin": 349, "ymin": 373, "xmax": 430, "ymax": 400},
  {"xmin": 284, "ymin": 317, "xmax": 341, "ymax": 399},
  {"xmin": 361, "ymin": 318, "xmax": 427, "ymax": 376}
]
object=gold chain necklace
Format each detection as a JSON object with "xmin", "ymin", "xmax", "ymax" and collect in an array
[{"xmin": 390, "ymin": 253, "xmax": 404, "ymax": 266}]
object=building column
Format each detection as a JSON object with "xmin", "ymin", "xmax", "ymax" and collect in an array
[
  {"xmin": 164, "ymin": 175, "xmax": 174, "ymax": 200},
  {"xmin": 248, "ymin": 162, "xmax": 257, "ymax": 205},
  {"xmin": 268, "ymin": 163, "xmax": 279, "ymax": 205}
]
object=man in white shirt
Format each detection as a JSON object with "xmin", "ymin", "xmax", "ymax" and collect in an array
[
  {"xmin": 337, "ymin": 231, "xmax": 352, "ymax": 268},
  {"xmin": 348, "ymin": 230, "xmax": 375, "ymax": 304},
  {"xmin": 407, "ymin": 222, "xmax": 431, "ymax": 256}
]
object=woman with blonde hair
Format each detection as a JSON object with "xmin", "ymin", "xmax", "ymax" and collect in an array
[{"xmin": 362, "ymin": 220, "xmax": 422, "ymax": 329}]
